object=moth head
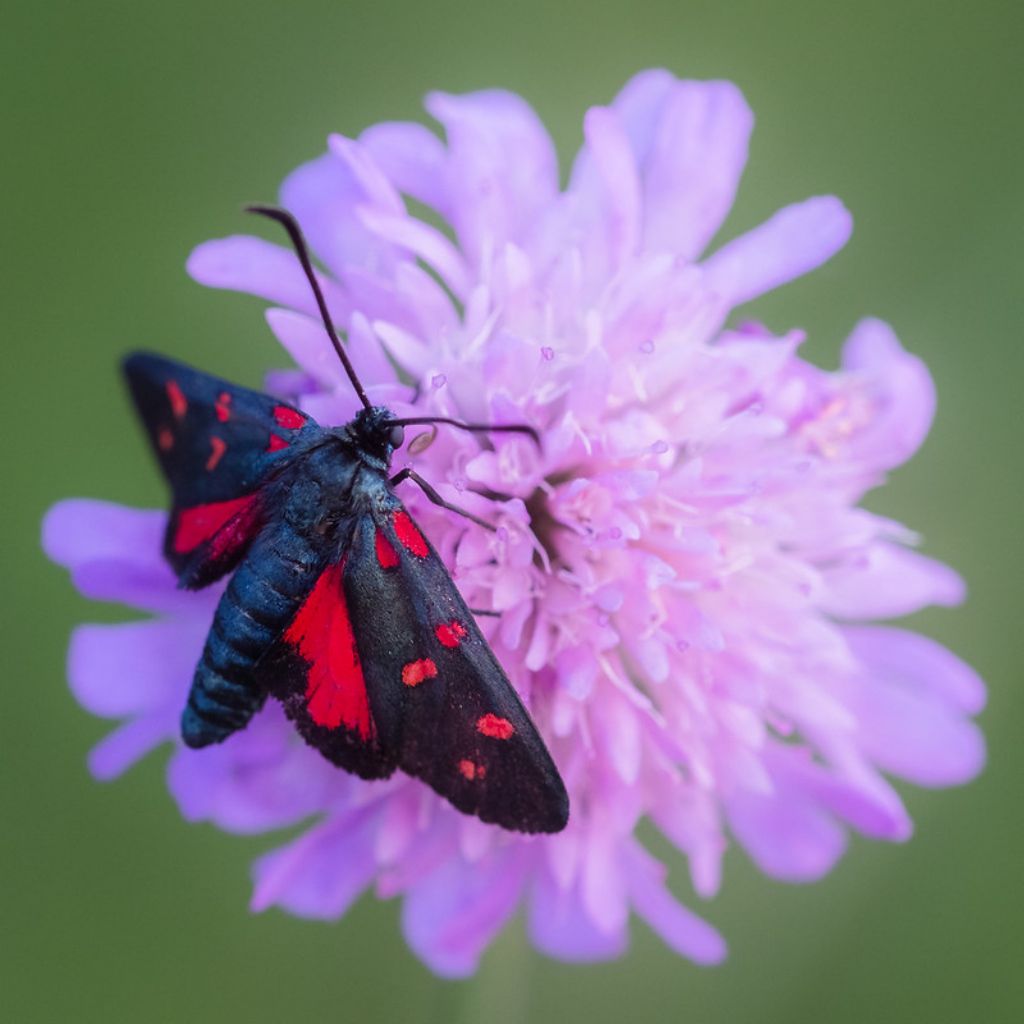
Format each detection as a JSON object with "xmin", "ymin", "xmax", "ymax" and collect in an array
[{"xmin": 347, "ymin": 406, "xmax": 404, "ymax": 465}]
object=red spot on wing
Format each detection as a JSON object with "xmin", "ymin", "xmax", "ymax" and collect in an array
[
  {"xmin": 402, "ymin": 659, "xmax": 438, "ymax": 687},
  {"xmin": 274, "ymin": 405, "xmax": 306, "ymax": 430},
  {"xmin": 375, "ymin": 529, "xmax": 399, "ymax": 569},
  {"xmin": 215, "ymin": 392, "xmax": 232, "ymax": 422},
  {"xmin": 158, "ymin": 427, "xmax": 174, "ymax": 451},
  {"xmin": 166, "ymin": 380, "xmax": 187, "ymax": 419},
  {"xmin": 477, "ymin": 713, "xmax": 514, "ymax": 740},
  {"xmin": 205, "ymin": 436, "xmax": 227, "ymax": 471},
  {"xmin": 394, "ymin": 511, "xmax": 428, "ymax": 557},
  {"xmin": 266, "ymin": 434, "xmax": 289, "ymax": 452},
  {"xmin": 435, "ymin": 621, "xmax": 468, "ymax": 648},
  {"xmin": 284, "ymin": 561, "xmax": 374, "ymax": 738},
  {"xmin": 458, "ymin": 759, "xmax": 486, "ymax": 781},
  {"xmin": 173, "ymin": 495, "xmax": 260, "ymax": 556}
]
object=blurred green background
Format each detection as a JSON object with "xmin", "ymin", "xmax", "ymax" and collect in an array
[{"xmin": 5, "ymin": 1, "xmax": 1021, "ymax": 1021}]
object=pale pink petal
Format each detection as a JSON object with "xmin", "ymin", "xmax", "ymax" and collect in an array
[
  {"xmin": 41, "ymin": 514, "xmax": 186, "ymax": 624},
  {"xmin": 702, "ymin": 196, "xmax": 853, "ymax": 307},
  {"xmin": 264, "ymin": 305, "xmax": 399, "ymax": 398},
  {"xmin": 88, "ymin": 715, "xmax": 173, "ymax": 781},
  {"xmin": 528, "ymin": 863, "xmax": 628, "ymax": 962},
  {"xmin": 251, "ymin": 809, "xmax": 379, "ymax": 917},
  {"xmin": 837, "ymin": 635, "xmax": 987, "ymax": 786},
  {"xmin": 854, "ymin": 682, "xmax": 985, "ymax": 786},
  {"xmin": 360, "ymin": 120, "xmax": 449, "ymax": 213},
  {"xmin": 187, "ymin": 235, "xmax": 350, "ymax": 321},
  {"xmin": 69, "ymin": 620, "xmax": 198, "ymax": 717},
  {"xmin": 358, "ymin": 208, "xmax": 470, "ymax": 299},
  {"xmin": 641, "ymin": 80, "xmax": 753, "ymax": 258},
  {"xmin": 726, "ymin": 780, "xmax": 848, "ymax": 882},
  {"xmin": 841, "ymin": 318, "xmax": 936, "ymax": 467},
  {"xmin": 394, "ymin": 261, "xmax": 460, "ymax": 338},
  {"xmin": 280, "ymin": 150, "xmax": 399, "ymax": 278},
  {"xmin": 580, "ymin": 831, "xmax": 629, "ymax": 935},
  {"xmin": 70, "ymin": 558, "xmax": 195, "ymax": 615},
  {"xmin": 169, "ymin": 706, "xmax": 337, "ymax": 833},
  {"xmin": 767, "ymin": 745, "xmax": 911, "ymax": 841},
  {"xmin": 579, "ymin": 106, "xmax": 642, "ymax": 267},
  {"xmin": 264, "ymin": 307, "xmax": 349, "ymax": 388},
  {"xmin": 327, "ymin": 134, "xmax": 404, "ymax": 215},
  {"xmin": 43, "ymin": 500, "xmax": 165, "ymax": 572},
  {"xmin": 402, "ymin": 849, "xmax": 529, "ymax": 978},
  {"xmin": 605, "ymin": 68, "xmax": 677, "ymax": 163},
  {"xmin": 821, "ymin": 542, "xmax": 965, "ymax": 619},
  {"xmin": 624, "ymin": 841, "xmax": 727, "ymax": 965},
  {"xmin": 844, "ymin": 626, "xmax": 985, "ymax": 714},
  {"xmin": 425, "ymin": 89, "xmax": 559, "ymax": 264}
]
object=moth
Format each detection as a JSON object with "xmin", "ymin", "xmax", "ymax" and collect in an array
[{"xmin": 124, "ymin": 206, "xmax": 568, "ymax": 834}]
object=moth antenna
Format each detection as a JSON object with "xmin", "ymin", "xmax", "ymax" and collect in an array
[
  {"xmin": 386, "ymin": 416, "xmax": 541, "ymax": 449},
  {"xmin": 245, "ymin": 204, "xmax": 372, "ymax": 412}
]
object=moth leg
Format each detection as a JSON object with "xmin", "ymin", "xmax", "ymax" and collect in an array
[
  {"xmin": 389, "ymin": 467, "xmax": 496, "ymax": 532},
  {"xmin": 470, "ymin": 608, "xmax": 500, "ymax": 617}
]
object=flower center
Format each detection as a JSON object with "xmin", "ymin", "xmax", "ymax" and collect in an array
[{"xmin": 525, "ymin": 478, "xmax": 574, "ymax": 570}]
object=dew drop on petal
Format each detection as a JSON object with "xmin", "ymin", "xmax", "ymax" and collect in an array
[{"xmin": 408, "ymin": 427, "xmax": 437, "ymax": 455}]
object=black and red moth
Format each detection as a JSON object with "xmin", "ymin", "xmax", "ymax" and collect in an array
[{"xmin": 123, "ymin": 206, "xmax": 568, "ymax": 834}]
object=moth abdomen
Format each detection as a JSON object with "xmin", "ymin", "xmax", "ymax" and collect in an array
[
  {"xmin": 183, "ymin": 528, "xmax": 324, "ymax": 748},
  {"xmin": 181, "ymin": 662, "xmax": 265, "ymax": 746}
]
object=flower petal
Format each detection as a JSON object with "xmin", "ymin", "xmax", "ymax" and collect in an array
[
  {"xmin": 850, "ymin": 680, "xmax": 985, "ymax": 787},
  {"xmin": 43, "ymin": 500, "xmax": 165, "ymax": 572},
  {"xmin": 280, "ymin": 147, "xmax": 402, "ymax": 280},
  {"xmin": 44, "ymin": 501, "xmax": 191, "ymax": 613},
  {"xmin": 264, "ymin": 306, "xmax": 398, "ymax": 397},
  {"xmin": 358, "ymin": 208, "xmax": 470, "ymax": 300},
  {"xmin": 702, "ymin": 196, "xmax": 852, "ymax": 307},
  {"xmin": 821, "ymin": 542, "xmax": 965, "ymax": 619},
  {"xmin": 69, "ymin": 620, "xmax": 197, "ymax": 717},
  {"xmin": 187, "ymin": 235, "xmax": 350, "ymax": 321},
  {"xmin": 726, "ymin": 775, "xmax": 848, "ymax": 882},
  {"xmin": 640, "ymin": 80, "xmax": 753, "ymax": 259},
  {"xmin": 425, "ymin": 88, "xmax": 559, "ymax": 265},
  {"xmin": 88, "ymin": 715, "xmax": 173, "ymax": 781},
  {"xmin": 251, "ymin": 808, "xmax": 379, "ymax": 918},
  {"xmin": 840, "ymin": 628, "xmax": 986, "ymax": 786},
  {"xmin": 841, "ymin": 318, "xmax": 936, "ymax": 468},
  {"xmin": 844, "ymin": 626, "xmax": 986, "ymax": 714},
  {"xmin": 70, "ymin": 558, "xmax": 196, "ymax": 615},
  {"xmin": 579, "ymin": 105, "xmax": 642, "ymax": 268},
  {"xmin": 402, "ymin": 848, "xmax": 529, "ymax": 978},
  {"xmin": 768, "ymin": 744, "xmax": 912, "ymax": 842},
  {"xmin": 624, "ymin": 841, "xmax": 727, "ymax": 965},
  {"xmin": 528, "ymin": 861, "xmax": 628, "ymax": 962},
  {"xmin": 360, "ymin": 119, "xmax": 450, "ymax": 213},
  {"xmin": 169, "ymin": 706, "xmax": 338, "ymax": 833},
  {"xmin": 605, "ymin": 68, "xmax": 677, "ymax": 164}
]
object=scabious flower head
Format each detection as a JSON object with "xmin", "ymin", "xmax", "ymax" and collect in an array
[{"xmin": 44, "ymin": 70, "xmax": 985, "ymax": 976}]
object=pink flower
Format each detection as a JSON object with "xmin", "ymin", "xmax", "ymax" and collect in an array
[{"xmin": 43, "ymin": 69, "xmax": 984, "ymax": 976}]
